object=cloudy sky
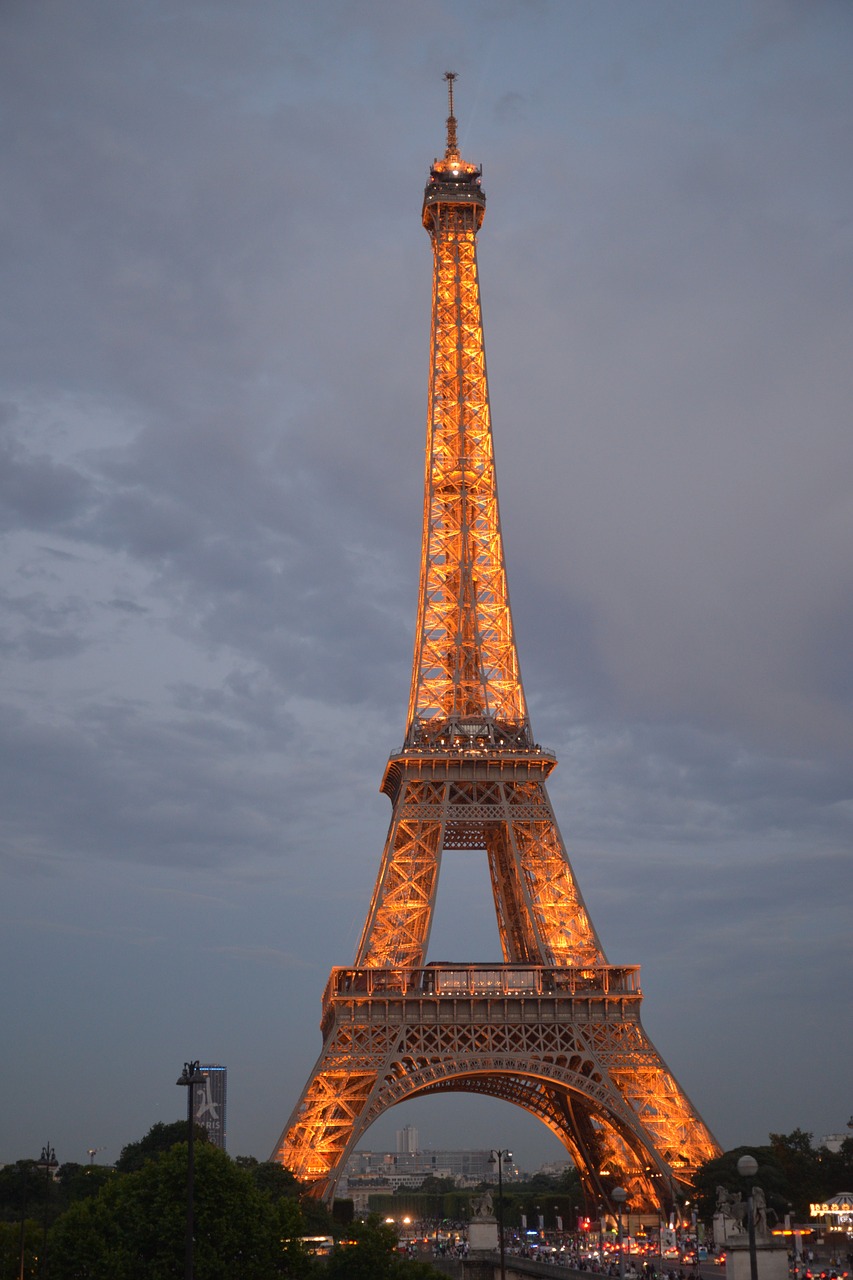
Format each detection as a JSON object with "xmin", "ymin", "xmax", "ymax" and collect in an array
[{"xmin": 2, "ymin": 1, "xmax": 851, "ymax": 1176}]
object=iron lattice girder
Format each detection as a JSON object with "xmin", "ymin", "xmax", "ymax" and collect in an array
[
  {"xmin": 357, "ymin": 752, "xmax": 604, "ymax": 971},
  {"xmin": 408, "ymin": 1077, "xmax": 666, "ymax": 1208},
  {"xmin": 409, "ymin": 200, "xmax": 526, "ymax": 733},
  {"xmin": 272, "ymin": 965, "xmax": 718, "ymax": 1203}
]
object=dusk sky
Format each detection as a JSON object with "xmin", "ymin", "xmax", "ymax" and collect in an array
[{"xmin": 2, "ymin": 2, "xmax": 851, "ymax": 1175}]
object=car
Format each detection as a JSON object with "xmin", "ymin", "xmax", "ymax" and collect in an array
[{"xmin": 715, "ymin": 1252, "xmax": 727, "ymax": 1266}]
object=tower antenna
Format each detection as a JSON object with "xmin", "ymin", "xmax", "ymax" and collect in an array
[{"xmin": 444, "ymin": 70, "xmax": 459, "ymax": 159}]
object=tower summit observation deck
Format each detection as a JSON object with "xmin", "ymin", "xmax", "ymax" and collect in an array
[{"xmin": 272, "ymin": 74, "xmax": 720, "ymax": 1209}]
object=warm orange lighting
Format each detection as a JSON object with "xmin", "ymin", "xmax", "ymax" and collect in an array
[{"xmin": 271, "ymin": 78, "xmax": 720, "ymax": 1209}]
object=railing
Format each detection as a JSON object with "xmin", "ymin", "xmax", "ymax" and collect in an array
[{"xmin": 323, "ymin": 963, "xmax": 640, "ymax": 1008}]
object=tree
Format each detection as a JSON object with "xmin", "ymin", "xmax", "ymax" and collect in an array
[
  {"xmin": 822, "ymin": 1135, "xmax": 853, "ymax": 1192},
  {"xmin": 0, "ymin": 1160, "xmax": 51, "ymax": 1225},
  {"xmin": 693, "ymin": 1146, "xmax": 787, "ymax": 1224},
  {"xmin": 768, "ymin": 1130, "xmax": 853, "ymax": 1219},
  {"xmin": 234, "ymin": 1157, "xmax": 335, "ymax": 1236},
  {"xmin": 693, "ymin": 1132, "xmax": 846, "ymax": 1226},
  {"xmin": 55, "ymin": 1163, "xmax": 115, "ymax": 1211},
  {"xmin": 0, "ymin": 1218, "xmax": 40, "ymax": 1280},
  {"xmin": 115, "ymin": 1121, "xmax": 207, "ymax": 1173},
  {"xmin": 325, "ymin": 1217, "xmax": 397, "ymax": 1280},
  {"xmin": 324, "ymin": 1217, "xmax": 444, "ymax": 1280},
  {"xmin": 408, "ymin": 1175, "xmax": 457, "ymax": 1195},
  {"xmin": 50, "ymin": 1141, "xmax": 312, "ymax": 1280}
]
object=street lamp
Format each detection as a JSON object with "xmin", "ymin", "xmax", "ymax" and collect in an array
[
  {"xmin": 17, "ymin": 1160, "xmax": 34, "ymax": 1280},
  {"xmin": 177, "ymin": 1060, "xmax": 206, "ymax": 1280},
  {"xmin": 489, "ymin": 1148, "xmax": 512, "ymax": 1280},
  {"xmin": 36, "ymin": 1146, "xmax": 57, "ymax": 1279},
  {"xmin": 612, "ymin": 1187, "xmax": 628, "ymax": 1280},
  {"xmin": 737, "ymin": 1155, "xmax": 759, "ymax": 1280}
]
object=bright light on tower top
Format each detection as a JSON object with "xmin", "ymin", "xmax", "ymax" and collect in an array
[
  {"xmin": 423, "ymin": 73, "xmax": 485, "ymax": 226},
  {"xmin": 430, "ymin": 71, "xmax": 480, "ymax": 177}
]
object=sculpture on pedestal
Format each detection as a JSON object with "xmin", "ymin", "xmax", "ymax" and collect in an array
[{"xmin": 471, "ymin": 1191, "xmax": 495, "ymax": 1221}]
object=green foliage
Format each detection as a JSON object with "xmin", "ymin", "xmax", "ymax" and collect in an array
[
  {"xmin": 50, "ymin": 1142, "xmax": 311, "ymax": 1280},
  {"xmin": 0, "ymin": 1218, "xmax": 40, "ymax": 1280},
  {"xmin": 325, "ymin": 1217, "xmax": 444, "ymax": 1280},
  {"xmin": 405, "ymin": 1175, "xmax": 457, "ymax": 1195},
  {"xmin": 56, "ymin": 1163, "xmax": 115, "ymax": 1208},
  {"xmin": 330, "ymin": 1197, "xmax": 354, "ymax": 1227},
  {"xmin": 326, "ymin": 1217, "xmax": 399, "ymax": 1280},
  {"xmin": 371, "ymin": 1188, "xmax": 470, "ymax": 1221},
  {"xmin": 693, "ymin": 1145, "xmax": 786, "ymax": 1222},
  {"xmin": 694, "ymin": 1131, "xmax": 853, "ymax": 1224},
  {"xmin": 0, "ymin": 1161, "xmax": 45, "ymax": 1225},
  {"xmin": 233, "ymin": 1158, "xmax": 334, "ymax": 1236},
  {"xmin": 115, "ymin": 1121, "xmax": 207, "ymax": 1173},
  {"xmin": 769, "ymin": 1130, "xmax": 853, "ymax": 1219},
  {"xmin": 556, "ymin": 1165, "xmax": 584, "ymax": 1198}
]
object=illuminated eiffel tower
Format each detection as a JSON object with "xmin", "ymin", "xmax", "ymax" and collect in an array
[{"xmin": 272, "ymin": 74, "xmax": 720, "ymax": 1210}]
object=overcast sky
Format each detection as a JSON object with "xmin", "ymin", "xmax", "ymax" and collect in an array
[{"xmin": 2, "ymin": 1, "xmax": 851, "ymax": 1176}]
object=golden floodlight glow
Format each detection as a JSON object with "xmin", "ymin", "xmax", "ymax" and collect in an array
[{"xmin": 270, "ymin": 76, "xmax": 720, "ymax": 1207}]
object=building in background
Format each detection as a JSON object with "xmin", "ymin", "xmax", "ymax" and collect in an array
[
  {"xmin": 396, "ymin": 1125, "xmax": 419, "ymax": 1154},
  {"xmin": 342, "ymin": 1146, "xmax": 523, "ymax": 1213},
  {"xmin": 195, "ymin": 1064, "xmax": 226, "ymax": 1149}
]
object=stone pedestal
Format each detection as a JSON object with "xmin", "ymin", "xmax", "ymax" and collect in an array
[
  {"xmin": 725, "ymin": 1242, "xmax": 789, "ymax": 1280},
  {"xmin": 467, "ymin": 1219, "xmax": 498, "ymax": 1254}
]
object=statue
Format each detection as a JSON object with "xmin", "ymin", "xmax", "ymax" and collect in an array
[
  {"xmin": 715, "ymin": 1186, "xmax": 731, "ymax": 1215},
  {"xmin": 752, "ymin": 1187, "xmax": 768, "ymax": 1238},
  {"xmin": 471, "ymin": 1190, "xmax": 495, "ymax": 1220},
  {"xmin": 714, "ymin": 1186, "xmax": 746, "ymax": 1243}
]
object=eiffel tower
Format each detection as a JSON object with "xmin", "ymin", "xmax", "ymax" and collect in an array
[{"xmin": 272, "ymin": 74, "xmax": 720, "ymax": 1210}]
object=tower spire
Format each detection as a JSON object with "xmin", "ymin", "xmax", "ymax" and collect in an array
[{"xmin": 444, "ymin": 70, "xmax": 459, "ymax": 159}]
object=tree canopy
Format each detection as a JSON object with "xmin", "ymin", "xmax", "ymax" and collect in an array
[
  {"xmin": 325, "ymin": 1217, "xmax": 444, "ymax": 1280},
  {"xmin": 116, "ymin": 1121, "xmax": 207, "ymax": 1173},
  {"xmin": 693, "ymin": 1130, "xmax": 853, "ymax": 1223},
  {"xmin": 50, "ymin": 1141, "xmax": 307, "ymax": 1280}
]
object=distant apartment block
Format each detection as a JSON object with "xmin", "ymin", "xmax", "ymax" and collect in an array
[{"xmin": 396, "ymin": 1125, "xmax": 419, "ymax": 1153}]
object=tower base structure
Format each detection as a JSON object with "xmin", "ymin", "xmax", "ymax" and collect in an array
[{"xmin": 273, "ymin": 962, "xmax": 717, "ymax": 1208}]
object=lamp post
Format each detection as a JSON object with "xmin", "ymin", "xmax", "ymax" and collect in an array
[
  {"xmin": 488, "ymin": 1148, "xmax": 512, "ymax": 1280},
  {"xmin": 36, "ymin": 1146, "xmax": 57, "ymax": 1279},
  {"xmin": 737, "ymin": 1155, "xmax": 759, "ymax": 1280},
  {"xmin": 17, "ymin": 1160, "xmax": 33, "ymax": 1280},
  {"xmin": 177, "ymin": 1060, "xmax": 206, "ymax": 1280},
  {"xmin": 612, "ymin": 1187, "xmax": 628, "ymax": 1280}
]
